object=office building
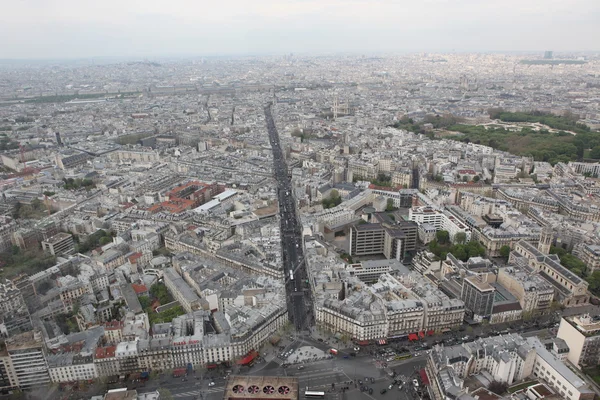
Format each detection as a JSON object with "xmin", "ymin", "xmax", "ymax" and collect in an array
[
  {"xmin": 460, "ymin": 275, "xmax": 495, "ymax": 322},
  {"xmin": 5, "ymin": 331, "xmax": 51, "ymax": 388},
  {"xmin": 41, "ymin": 232, "xmax": 75, "ymax": 256}
]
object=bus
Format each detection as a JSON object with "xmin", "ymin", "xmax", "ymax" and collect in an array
[
  {"xmin": 305, "ymin": 391, "xmax": 325, "ymax": 398},
  {"xmin": 395, "ymin": 354, "xmax": 413, "ymax": 361},
  {"xmin": 289, "ymin": 269, "xmax": 294, "ymax": 281}
]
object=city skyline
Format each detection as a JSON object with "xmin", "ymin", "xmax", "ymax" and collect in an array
[{"xmin": 1, "ymin": 0, "xmax": 599, "ymax": 59}]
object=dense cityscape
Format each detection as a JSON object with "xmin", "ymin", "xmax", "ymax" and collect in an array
[{"xmin": 0, "ymin": 51, "xmax": 600, "ymax": 400}]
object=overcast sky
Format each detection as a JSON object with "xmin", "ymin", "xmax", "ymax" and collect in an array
[{"xmin": 1, "ymin": 0, "xmax": 598, "ymax": 59}]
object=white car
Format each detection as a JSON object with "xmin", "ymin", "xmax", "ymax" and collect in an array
[
  {"xmin": 413, "ymin": 379, "xmax": 419, "ymax": 388},
  {"xmin": 353, "ymin": 347, "xmax": 360, "ymax": 352},
  {"xmin": 209, "ymin": 382, "xmax": 215, "ymax": 387}
]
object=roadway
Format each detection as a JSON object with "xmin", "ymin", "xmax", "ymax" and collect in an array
[{"xmin": 264, "ymin": 103, "xmax": 312, "ymax": 331}]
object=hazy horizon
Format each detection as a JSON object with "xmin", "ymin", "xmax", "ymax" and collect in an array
[{"xmin": 1, "ymin": 0, "xmax": 599, "ymax": 59}]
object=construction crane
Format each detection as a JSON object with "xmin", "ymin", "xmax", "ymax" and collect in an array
[{"xmin": 18, "ymin": 144, "xmax": 34, "ymax": 175}]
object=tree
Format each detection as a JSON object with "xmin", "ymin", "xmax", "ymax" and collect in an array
[
  {"xmin": 386, "ymin": 198, "xmax": 396, "ymax": 212},
  {"xmin": 158, "ymin": 388, "xmax": 174, "ymax": 400},
  {"xmin": 499, "ymin": 245, "xmax": 511, "ymax": 259},
  {"xmin": 139, "ymin": 296, "xmax": 151, "ymax": 310},
  {"xmin": 436, "ymin": 230, "xmax": 450, "ymax": 245},
  {"xmin": 451, "ymin": 246, "xmax": 467, "ymax": 261},
  {"xmin": 454, "ymin": 232, "xmax": 467, "ymax": 245},
  {"xmin": 488, "ymin": 381, "xmax": 508, "ymax": 395},
  {"xmin": 473, "ymin": 175, "xmax": 480, "ymax": 182},
  {"xmin": 590, "ymin": 146, "xmax": 600, "ymax": 159}
]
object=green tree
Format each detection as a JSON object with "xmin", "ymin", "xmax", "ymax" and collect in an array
[
  {"xmin": 158, "ymin": 388, "xmax": 174, "ymax": 400},
  {"xmin": 451, "ymin": 246, "xmax": 467, "ymax": 261},
  {"xmin": 385, "ymin": 198, "xmax": 396, "ymax": 212},
  {"xmin": 139, "ymin": 296, "xmax": 151, "ymax": 309},
  {"xmin": 590, "ymin": 146, "xmax": 600, "ymax": 159},
  {"xmin": 436, "ymin": 230, "xmax": 450, "ymax": 245},
  {"xmin": 499, "ymin": 245, "xmax": 511, "ymax": 259},
  {"xmin": 454, "ymin": 232, "xmax": 467, "ymax": 245}
]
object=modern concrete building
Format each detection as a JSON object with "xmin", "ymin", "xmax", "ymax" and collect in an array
[
  {"xmin": 5, "ymin": 331, "xmax": 51, "ymax": 389},
  {"xmin": 41, "ymin": 232, "xmax": 75, "ymax": 256},
  {"xmin": 348, "ymin": 221, "xmax": 417, "ymax": 260},
  {"xmin": 556, "ymin": 314, "xmax": 600, "ymax": 368},
  {"xmin": 460, "ymin": 275, "xmax": 495, "ymax": 322}
]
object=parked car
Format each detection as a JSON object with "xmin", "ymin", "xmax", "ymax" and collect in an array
[{"xmin": 208, "ymin": 382, "xmax": 215, "ymax": 387}]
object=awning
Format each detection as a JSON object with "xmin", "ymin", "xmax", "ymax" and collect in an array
[
  {"xmin": 419, "ymin": 331, "xmax": 425, "ymax": 338},
  {"xmin": 377, "ymin": 339, "xmax": 387, "ymax": 345},
  {"xmin": 408, "ymin": 333, "xmax": 419, "ymax": 341},
  {"xmin": 334, "ymin": 332, "xmax": 343, "ymax": 340},
  {"xmin": 237, "ymin": 350, "xmax": 258, "ymax": 365},
  {"xmin": 206, "ymin": 364, "xmax": 218, "ymax": 369},
  {"xmin": 357, "ymin": 340, "xmax": 370, "ymax": 346},
  {"xmin": 427, "ymin": 330, "xmax": 435, "ymax": 336},
  {"xmin": 419, "ymin": 369, "xmax": 430, "ymax": 386}
]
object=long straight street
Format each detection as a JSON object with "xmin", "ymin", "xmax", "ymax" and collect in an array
[{"xmin": 264, "ymin": 103, "xmax": 312, "ymax": 331}]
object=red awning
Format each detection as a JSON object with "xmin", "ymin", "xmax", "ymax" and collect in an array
[
  {"xmin": 357, "ymin": 340, "xmax": 370, "ymax": 346},
  {"xmin": 408, "ymin": 333, "xmax": 419, "ymax": 341},
  {"xmin": 420, "ymin": 369, "xmax": 430, "ymax": 386},
  {"xmin": 206, "ymin": 364, "xmax": 218, "ymax": 369},
  {"xmin": 377, "ymin": 339, "xmax": 387, "ymax": 345},
  {"xmin": 427, "ymin": 330, "xmax": 435, "ymax": 336},
  {"xmin": 419, "ymin": 331, "xmax": 425, "ymax": 338},
  {"xmin": 237, "ymin": 350, "xmax": 258, "ymax": 365}
]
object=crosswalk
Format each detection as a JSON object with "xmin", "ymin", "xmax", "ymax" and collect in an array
[{"xmin": 172, "ymin": 386, "xmax": 224, "ymax": 398}]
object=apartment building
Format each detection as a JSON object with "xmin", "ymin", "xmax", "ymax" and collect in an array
[
  {"xmin": 573, "ymin": 243, "xmax": 600, "ymax": 273},
  {"xmin": 527, "ymin": 337, "xmax": 595, "ymax": 400},
  {"xmin": 94, "ymin": 346, "xmax": 119, "ymax": 377},
  {"xmin": 556, "ymin": 314, "xmax": 600, "ymax": 368},
  {"xmin": 316, "ymin": 273, "xmax": 464, "ymax": 341},
  {"xmin": 47, "ymin": 354, "xmax": 97, "ymax": 383},
  {"xmin": 0, "ymin": 282, "xmax": 26, "ymax": 316},
  {"xmin": 428, "ymin": 334, "xmax": 595, "ymax": 400},
  {"xmin": 59, "ymin": 282, "xmax": 87, "ymax": 312}
]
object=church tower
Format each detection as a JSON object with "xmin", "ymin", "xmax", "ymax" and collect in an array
[{"xmin": 538, "ymin": 227, "xmax": 553, "ymax": 254}]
